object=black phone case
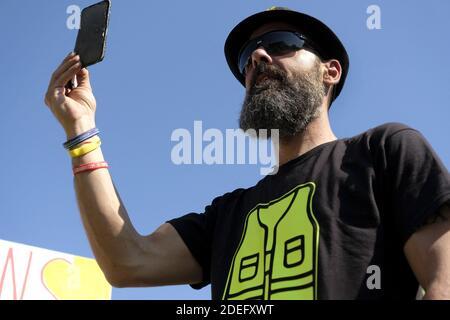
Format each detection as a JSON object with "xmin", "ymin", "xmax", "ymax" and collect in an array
[{"xmin": 74, "ymin": 0, "xmax": 111, "ymax": 68}]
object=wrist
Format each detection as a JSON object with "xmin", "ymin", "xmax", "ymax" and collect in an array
[{"xmin": 65, "ymin": 120, "xmax": 96, "ymax": 140}]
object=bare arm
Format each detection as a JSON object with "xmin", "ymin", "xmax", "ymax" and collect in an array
[
  {"xmin": 404, "ymin": 203, "xmax": 450, "ymax": 299},
  {"xmin": 44, "ymin": 53, "xmax": 202, "ymax": 287}
]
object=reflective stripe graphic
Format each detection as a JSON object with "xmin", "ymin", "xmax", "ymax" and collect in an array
[{"xmin": 222, "ymin": 183, "xmax": 319, "ymax": 300}]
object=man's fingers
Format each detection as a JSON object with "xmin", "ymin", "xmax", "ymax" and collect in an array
[
  {"xmin": 45, "ymin": 53, "xmax": 79, "ymax": 107},
  {"xmin": 45, "ymin": 61, "xmax": 81, "ymax": 106},
  {"xmin": 51, "ymin": 54, "xmax": 80, "ymax": 84},
  {"xmin": 76, "ymin": 68, "xmax": 91, "ymax": 89},
  {"xmin": 53, "ymin": 61, "xmax": 82, "ymax": 88},
  {"xmin": 50, "ymin": 52, "xmax": 75, "ymax": 80},
  {"xmin": 64, "ymin": 51, "xmax": 76, "ymax": 62},
  {"xmin": 44, "ymin": 86, "xmax": 66, "ymax": 108},
  {"xmin": 59, "ymin": 51, "xmax": 75, "ymax": 67}
]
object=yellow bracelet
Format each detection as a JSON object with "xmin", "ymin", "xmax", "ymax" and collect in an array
[{"xmin": 68, "ymin": 135, "xmax": 101, "ymax": 158}]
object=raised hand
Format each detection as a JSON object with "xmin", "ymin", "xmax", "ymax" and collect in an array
[{"xmin": 45, "ymin": 52, "xmax": 97, "ymax": 139}]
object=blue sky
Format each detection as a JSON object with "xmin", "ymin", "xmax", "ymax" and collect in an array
[{"xmin": 1, "ymin": 0, "xmax": 449, "ymax": 300}]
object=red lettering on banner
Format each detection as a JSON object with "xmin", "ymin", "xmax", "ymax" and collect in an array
[{"xmin": 0, "ymin": 248, "xmax": 33, "ymax": 299}]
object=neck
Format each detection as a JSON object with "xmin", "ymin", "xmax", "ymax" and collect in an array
[{"xmin": 276, "ymin": 110, "xmax": 337, "ymax": 166}]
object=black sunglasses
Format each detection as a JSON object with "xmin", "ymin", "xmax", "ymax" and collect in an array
[{"xmin": 238, "ymin": 31, "xmax": 317, "ymax": 76}]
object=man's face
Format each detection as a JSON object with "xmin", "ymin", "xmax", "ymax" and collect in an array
[{"xmin": 239, "ymin": 22, "xmax": 328, "ymax": 140}]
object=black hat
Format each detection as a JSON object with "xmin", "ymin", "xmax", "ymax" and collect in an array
[{"xmin": 224, "ymin": 7, "xmax": 350, "ymax": 102}]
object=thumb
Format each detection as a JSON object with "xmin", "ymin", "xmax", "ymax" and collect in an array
[{"xmin": 77, "ymin": 68, "xmax": 92, "ymax": 89}]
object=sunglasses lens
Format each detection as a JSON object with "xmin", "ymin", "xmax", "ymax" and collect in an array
[
  {"xmin": 238, "ymin": 31, "xmax": 306, "ymax": 75},
  {"xmin": 238, "ymin": 41, "xmax": 257, "ymax": 75},
  {"xmin": 265, "ymin": 32, "xmax": 305, "ymax": 56}
]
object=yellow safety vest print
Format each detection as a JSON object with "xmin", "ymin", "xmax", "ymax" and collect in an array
[{"xmin": 222, "ymin": 182, "xmax": 320, "ymax": 300}]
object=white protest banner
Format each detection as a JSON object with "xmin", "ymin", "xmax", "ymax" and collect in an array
[{"xmin": 0, "ymin": 239, "xmax": 111, "ymax": 300}]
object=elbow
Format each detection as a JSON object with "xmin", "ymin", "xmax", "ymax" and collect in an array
[
  {"xmin": 101, "ymin": 259, "xmax": 150, "ymax": 288},
  {"xmin": 103, "ymin": 267, "xmax": 132, "ymax": 288},
  {"xmin": 422, "ymin": 285, "xmax": 450, "ymax": 300},
  {"xmin": 96, "ymin": 235, "xmax": 154, "ymax": 288},
  {"xmin": 107, "ymin": 278, "xmax": 128, "ymax": 289},
  {"xmin": 97, "ymin": 260, "xmax": 136, "ymax": 288}
]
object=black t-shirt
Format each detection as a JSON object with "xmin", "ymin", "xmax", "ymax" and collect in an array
[{"xmin": 168, "ymin": 123, "xmax": 450, "ymax": 300}]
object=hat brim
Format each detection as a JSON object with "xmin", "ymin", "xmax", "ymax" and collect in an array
[{"xmin": 224, "ymin": 9, "xmax": 349, "ymax": 100}]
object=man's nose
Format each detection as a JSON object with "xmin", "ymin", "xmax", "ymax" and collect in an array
[{"xmin": 250, "ymin": 47, "xmax": 273, "ymax": 71}]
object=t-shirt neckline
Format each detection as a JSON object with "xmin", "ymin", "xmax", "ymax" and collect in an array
[{"xmin": 271, "ymin": 138, "xmax": 341, "ymax": 175}]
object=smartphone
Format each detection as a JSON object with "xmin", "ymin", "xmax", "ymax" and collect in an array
[
  {"xmin": 74, "ymin": 0, "xmax": 111, "ymax": 68},
  {"xmin": 67, "ymin": 0, "xmax": 110, "ymax": 89}
]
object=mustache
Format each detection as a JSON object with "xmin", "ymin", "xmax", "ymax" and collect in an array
[{"xmin": 249, "ymin": 62, "xmax": 287, "ymax": 90}]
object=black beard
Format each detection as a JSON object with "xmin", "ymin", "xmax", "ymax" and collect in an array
[{"xmin": 239, "ymin": 61, "xmax": 326, "ymax": 141}]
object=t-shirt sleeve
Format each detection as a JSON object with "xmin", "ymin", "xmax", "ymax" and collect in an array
[
  {"xmin": 166, "ymin": 196, "xmax": 221, "ymax": 290},
  {"xmin": 382, "ymin": 126, "xmax": 450, "ymax": 246}
]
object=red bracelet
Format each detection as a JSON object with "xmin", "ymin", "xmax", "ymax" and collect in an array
[{"xmin": 73, "ymin": 161, "xmax": 109, "ymax": 175}]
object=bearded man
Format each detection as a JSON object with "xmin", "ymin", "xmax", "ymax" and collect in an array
[{"xmin": 45, "ymin": 7, "xmax": 450, "ymax": 300}]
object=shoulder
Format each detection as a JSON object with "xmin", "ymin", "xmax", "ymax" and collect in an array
[
  {"xmin": 208, "ymin": 187, "xmax": 248, "ymax": 210},
  {"xmin": 340, "ymin": 122, "xmax": 432, "ymax": 169},
  {"xmin": 347, "ymin": 122, "xmax": 423, "ymax": 149},
  {"xmin": 362, "ymin": 122, "xmax": 417, "ymax": 140}
]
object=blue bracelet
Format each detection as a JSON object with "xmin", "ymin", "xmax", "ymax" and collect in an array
[{"xmin": 63, "ymin": 128, "xmax": 100, "ymax": 150}]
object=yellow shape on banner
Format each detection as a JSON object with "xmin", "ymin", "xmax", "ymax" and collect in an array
[{"xmin": 42, "ymin": 256, "xmax": 111, "ymax": 300}]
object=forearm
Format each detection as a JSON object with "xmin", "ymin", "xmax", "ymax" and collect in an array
[
  {"xmin": 405, "ymin": 203, "xmax": 450, "ymax": 300},
  {"xmin": 44, "ymin": 57, "xmax": 149, "ymax": 285},
  {"xmin": 72, "ymin": 145, "xmax": 142, "ymax": 282}
]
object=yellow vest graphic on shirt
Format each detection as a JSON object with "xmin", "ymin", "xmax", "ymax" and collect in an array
[{"xmin": 222, "ymin": 182, "xmax": 319, "ymax": 300}]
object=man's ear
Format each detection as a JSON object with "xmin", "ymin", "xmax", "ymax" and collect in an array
[{"xmin": 322, "ymin": 59, "xmax": 342, "ymax": 86}]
